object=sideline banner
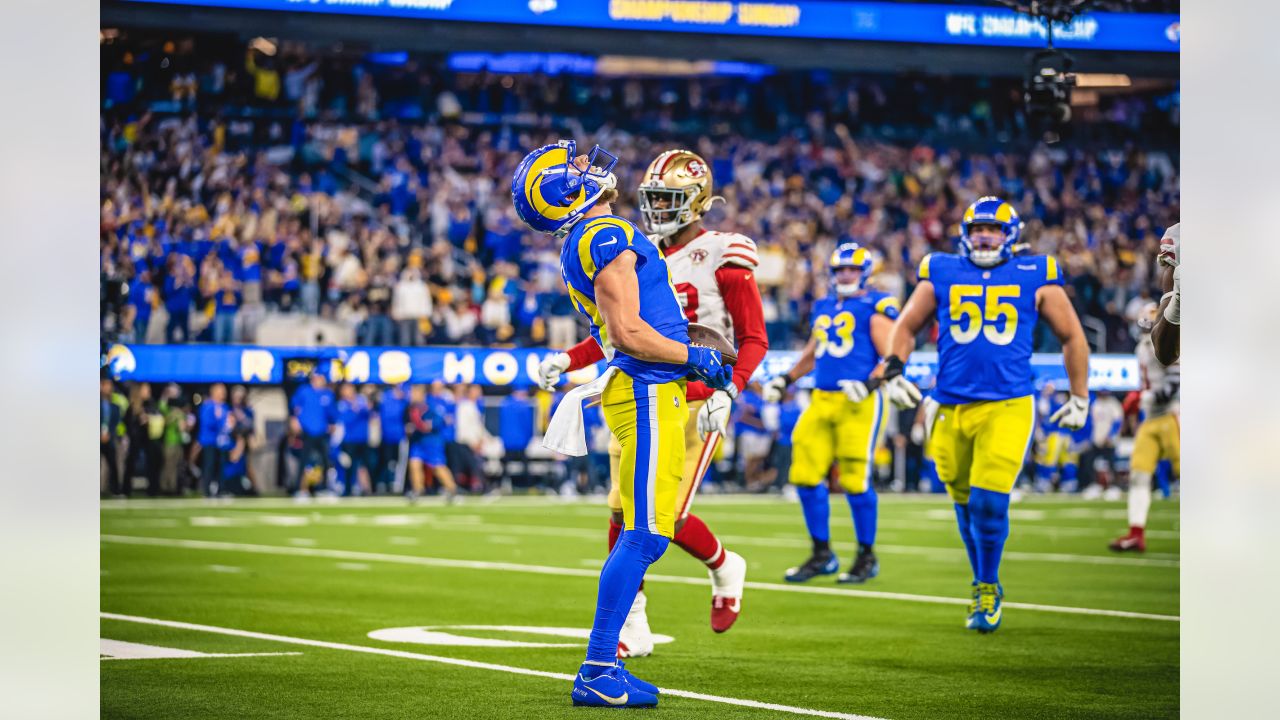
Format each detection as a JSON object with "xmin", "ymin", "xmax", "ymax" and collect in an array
[{"xmin": 105, "ymin": 344, "xmax": 1140, "ymax": 391}]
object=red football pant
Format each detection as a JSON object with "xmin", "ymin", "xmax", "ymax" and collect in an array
[{"xmin": 609, "ymin": 513, "xmax": 725, "ymax": 571}]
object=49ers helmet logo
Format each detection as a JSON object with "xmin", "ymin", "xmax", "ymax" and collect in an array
[{"xmin": 684, "ymin": 159, "xmax": 707, "ymax": 178}]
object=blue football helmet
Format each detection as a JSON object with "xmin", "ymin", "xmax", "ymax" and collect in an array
[
  {"xmin": 510, "ymin": 140, "xmax": 618, "ymax": 238},
  {"xmin": 829, "ymin": 242, "xmax": 873, "ymax": 295},
  {"xmin": 959, "ymin": 196, "xmax": 1023, "ymax": 267}
]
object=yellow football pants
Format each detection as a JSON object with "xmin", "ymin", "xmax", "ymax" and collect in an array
[
  {"xmin": 1035, "ymin": 431, "xmax": 1079, "ymax": 469},
  {"xmin": 928, "ymin": 395, "xmax": 1036, "ymax": 504},
  {"xmin": 600, "ymin": 371, "xmax": 689, "ymax": 538},
  {"xmin": 789, "ymin": 389, "xmax": 887, "ymax": 495},
  {"xmin": 1131, "ymin": 413, "xmax": 1179, "ymax": 476},
  {"xmin": 608, "ymin": 398, "xmax": 718, "ymax": 521}
]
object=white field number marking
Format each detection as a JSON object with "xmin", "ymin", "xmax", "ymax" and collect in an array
[{"xmin": 367, "ymin": 625, "xmax": 674, "ymax": 649}]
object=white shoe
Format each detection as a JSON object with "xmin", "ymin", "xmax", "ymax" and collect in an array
[
  {"xmin": 1103, "ymin": 486, "xmax": 1123, "ymax": 502},
  {"xmin": 708, "ymin": 550, "xmax": 746, "ymax": 633},
  {"xmin": 617, "ymin": 590, "xmax": 654, "ymax": 658},
  {"xmin": 1081, "ymin": 484, "xmax": 1103, "ymax": 500}
]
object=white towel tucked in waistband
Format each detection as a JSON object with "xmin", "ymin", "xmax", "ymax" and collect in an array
[{"xmin": 542, "ymin": 366, "xmax": 617, "ymax": 457}]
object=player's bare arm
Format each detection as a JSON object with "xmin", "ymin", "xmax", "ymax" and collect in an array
[
  {"xmin": 1036, "ymin": 285, "xmax": 1089, "ymax": 398},
  {"xmin": 868, "ymin": 313, "xmax": 894, "ymax": 372},
  {"xmin": 594, "ymin": 250, "xmax": 690, "ymax": 365},
  {"xmin": 1151, "ymin": 264, "xmax": 1180, "ymax": 366},
  {"xmin": 876, "ymin": 281, "xmax": 933, "ymax": 408},
  {"xmin": 1037, "ymin": 284, "xmax": 1091, "ymax": 428},
  {"xmin": 886, "ymin": 281, "xmax": 937, "ymax": 361}
]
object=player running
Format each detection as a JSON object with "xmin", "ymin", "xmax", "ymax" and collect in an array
[
  {"xmin": 513, "ymin": 139, "xmax": 734, "ymax": 708},
  {"xmin": 882, "ymin": 197, "xmax": 1091, "ymax": 634},
  {"xmin": 761, "ymin": 243, "xmax": 898, "ymax": 584},
  {"xmin": 1110, "ymin": 302, "xmax": 1179, "ymax": 552},
  {"xmin": 537, "ymin": 149, "xmax": 766, "ymax": 651}
]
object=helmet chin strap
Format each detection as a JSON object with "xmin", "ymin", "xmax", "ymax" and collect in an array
[{"xmin": 835, "ymin": 283, "xmax": 862, "ymax": 296}]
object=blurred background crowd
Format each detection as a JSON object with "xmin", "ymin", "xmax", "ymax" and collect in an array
[
  {"xmin": 99, "ymin": 29, "xmax": 1179, "ymax": 500},
  {"xmin": 101, "ymin": 31, "xmax": 1178, "ymax": 355}
]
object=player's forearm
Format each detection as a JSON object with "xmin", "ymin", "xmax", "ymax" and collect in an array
[
  {"xmin": 785, "ymin": 346, "xmax": 816, "ymax": 382},
  {"xmin": 611, "ymin": 322, "xmax": 689, "ymax": 365},
  {"xmin": 564, "ymin": 336, "xmax": 605, "ymax": 371},
  {"xmin": 1151, "ymin": 296, "xmax": 1180, "ymax": 366},
  {"xmin": 1062, "ymin": 333, "xmax": 1091, "ymax": 398},
  {"xmin": 1151, "ymin": 319, "xmax": 1179, "ymax": 366},
  {"xmin": 887, "ymin": 323, "xmax": 917, "ymax": 362},
  {"xmin": 887, "ymin": 285, "xmax": 933, "ymax": 361}
]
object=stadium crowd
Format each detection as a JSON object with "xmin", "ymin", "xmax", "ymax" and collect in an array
[
  {"xmin": 99, "ymin": 31, "xmax": 1179, "ymax": 499},
  {"xmin": 101, "ymin": 32, "xmax": 1179, "ymax": 355}
]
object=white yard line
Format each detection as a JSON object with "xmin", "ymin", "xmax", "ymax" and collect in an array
[
  {"xmin": 101, "ymin": 612, "xmax": 887, "ymax": 720},
  {"xmin": 101, "ymin": 535, "xmax": 1179, "ymax": 623},
  {"xmin": 124, "ymin": 511, "xmax": 1178, "ymax": 568},
  {"xmin": 100, "ymin": 638, "xmax": 300, "ymax": 661}
]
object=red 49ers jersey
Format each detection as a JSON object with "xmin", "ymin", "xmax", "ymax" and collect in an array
[{"xmin": 662, "ymin": 230, "xmax": 760, "ymax": 339}]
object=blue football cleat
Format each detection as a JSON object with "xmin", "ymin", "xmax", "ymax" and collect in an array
[
  {"xmin": 571, "ymin": 664, "xmax": 658, "ymax": 708},
  {"xmin": 969, "ymin": 582, "xmax": 1004, "ymax": 634},
  {"xmin": 964, "ymin": 581, "xmax": 980, "ymax": 630},
  {"xmin": 784, "ymin": 550, "xmax": 839, "ymax": 583},
  {"xmin": 615, "ymin": 661, "xmax": 659, "ymax": 695},
  {"xmin": 837, "ymin": 547, "xmax": 879, "ymax": 584}
]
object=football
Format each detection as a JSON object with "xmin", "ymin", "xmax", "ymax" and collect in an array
[{"xmin": 688, "ymin": 322, "xmax": 738, "ymax": 366}]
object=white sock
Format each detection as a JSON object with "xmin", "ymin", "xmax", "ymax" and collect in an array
[{"xmin": 1128, "ymin": 471, "xmax": 1153, "ymax": 528}]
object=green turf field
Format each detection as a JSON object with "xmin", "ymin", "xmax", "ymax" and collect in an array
[{"xmin": 100, "ymin": 494, "xmax": 1178, "ymax": 719}]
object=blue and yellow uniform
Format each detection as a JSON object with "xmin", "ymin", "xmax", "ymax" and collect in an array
[
  {"xmin": 790, "ymin": 291, "xmax": 899, "ymax": 494},
  {"xmin": 560, "ymin": 214, "xmax": 690, "ymax": 538},
  {"xmin": 919, "ymin": 251, "xmax": 1062, "ymax": 501},
  {"xmin": 1033, "ymin": 392, "xmax": 1086, "ymax": 491}
]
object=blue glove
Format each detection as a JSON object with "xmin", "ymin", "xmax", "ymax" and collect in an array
[{"xmin": 686, "ymin": 346, "xmax": 733, "ymax": 390}]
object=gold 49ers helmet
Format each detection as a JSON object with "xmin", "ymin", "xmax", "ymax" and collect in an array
[{"xmin": 638, "ymin": 149, "xmax": 719, "ymax": 241}]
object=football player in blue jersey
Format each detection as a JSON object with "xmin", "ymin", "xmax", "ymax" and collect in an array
[
  {"xmin": 762, "ymin": 243, "xmax": 899, "ymax": 584},
  {"xmin": 881, "ymin": 197, "xmax": 1091, "ymax": 634},
  {"xmin": 512, "ymin": 140, "xmax": 734, "ymax": 708}
]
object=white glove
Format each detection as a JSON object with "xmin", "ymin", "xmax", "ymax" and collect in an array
[
  {"xmin": 762, "ymin": 375, "xmax": 788, "ymax": 403},
  {"xmin": 908, "ymin": 396, "xmax": 941, "ymax": 445},
  {"xmin": 1049, "ymin": 394, "xmax": 1090, "ymax": 430},
  {"xmin": 883, "ymin": 375, "xmax": 922, "ymax": 409},
  {"xmin": 536, "ymin": 352, "xmax": 571, "ymax": 391},
  {"xmin": 697, "ymin": 389, "xmax": 734, "ymax": 441},
  {"xmin": 837, "ymin": 379, "xmax": 870, "ymax": 403},
  {"xmin": 1162, "ymin": 264, "xmax": 1181, "ymax": 325}
]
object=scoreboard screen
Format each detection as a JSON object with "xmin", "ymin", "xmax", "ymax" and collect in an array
[{"xmin": 124, "ymin": 1, "xmax": 1180, "ymax": 53}]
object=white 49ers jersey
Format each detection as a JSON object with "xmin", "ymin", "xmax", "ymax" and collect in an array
[
  {"xmin": 663, "ymin": 230, "xmax": 759, "ymax": 340},
  {"xmin": 1138, "ymin": 335, "xmax": 1179, "ymax": 417}
]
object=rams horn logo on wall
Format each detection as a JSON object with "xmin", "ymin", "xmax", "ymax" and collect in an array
[
  {"xmin": 106, "ymin": 344, "xmax": 136, "ymax": 377},
  {"xmin": 1165, "ymin": 22, "xmax": 1179, "ymax": 43}
]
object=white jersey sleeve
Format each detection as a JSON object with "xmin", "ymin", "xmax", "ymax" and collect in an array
[{"xmin": 717, "ymin": 233, "xmax": 759, "ymax": 270}]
